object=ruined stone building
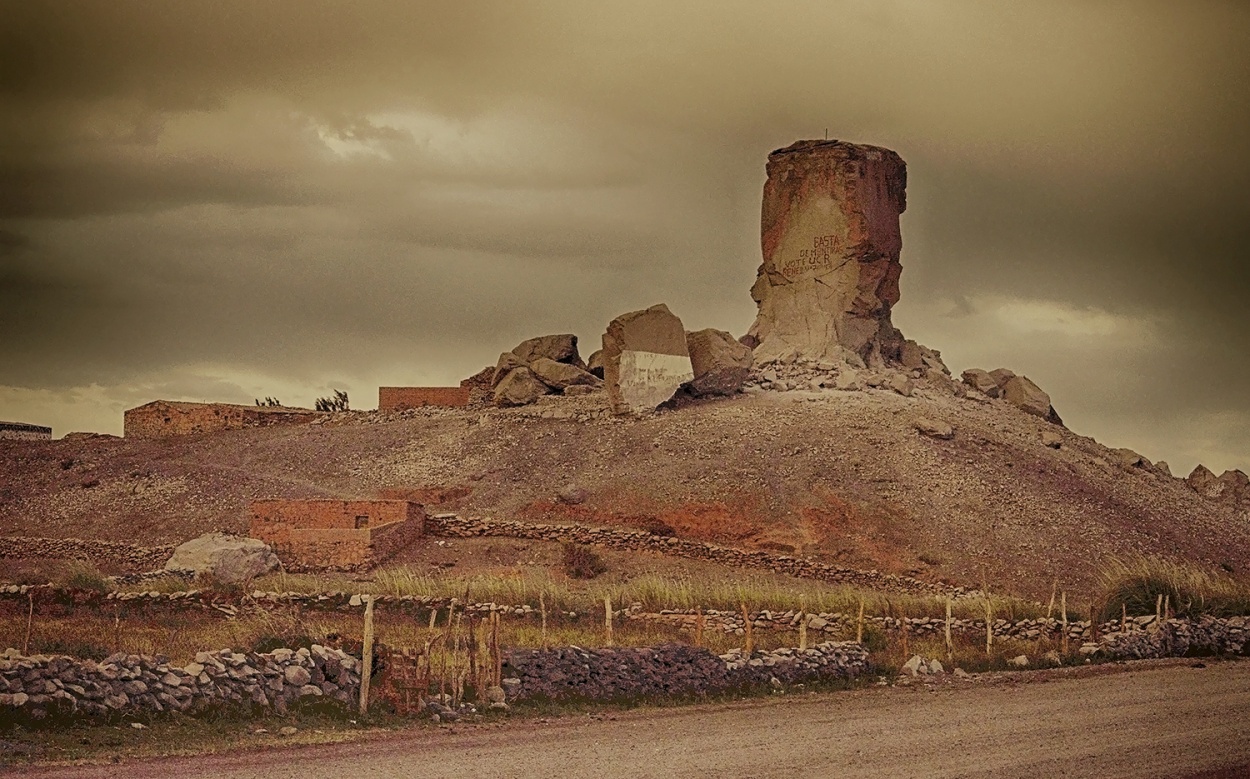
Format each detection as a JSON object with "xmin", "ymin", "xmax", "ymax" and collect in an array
[
  {"xmin": 0, "ymin": 421, "xmax": 52, "ymax": 441},
  {"xmin": 249, "ymin": 499, "xmax": 425, "ymax": 570},
  {"xmin": 123, "ymin": 401, "xmax": 322, "ymax": 439}
]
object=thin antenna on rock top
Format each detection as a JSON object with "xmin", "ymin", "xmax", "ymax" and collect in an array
[{"xmin": 825, "ymin": 127, "xmax": 828, "ymax": 139}]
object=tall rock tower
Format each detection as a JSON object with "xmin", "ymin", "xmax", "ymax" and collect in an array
[{"xmin": 746, "ymin": 140, "xmax": 908, "ymax": 366}]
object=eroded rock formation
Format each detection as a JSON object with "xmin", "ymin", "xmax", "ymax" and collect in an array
[{"xmin": 746, "ymin": 140, "xmax": 908, "ymax": 366}]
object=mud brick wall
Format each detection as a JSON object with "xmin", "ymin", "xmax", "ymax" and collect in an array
[
  {"xmin": 378, "ymin": 387, "xmax": 470, "ymax": 411},
  {"xmin": 124, "ymin": 401, "xmax": 320, "ymax": 439},
  {"xmin": 250, "ymin": 499, "xmax": 424, "ymax": 570}
]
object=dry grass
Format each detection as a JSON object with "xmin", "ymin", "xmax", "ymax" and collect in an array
[
  {"xmin": 1098, "ymin": 556, "xmax": 1250, "ymax": 621},
  {"xmin": 144, "ymin": 566, "xmax": 1046, "ymax": 622}
]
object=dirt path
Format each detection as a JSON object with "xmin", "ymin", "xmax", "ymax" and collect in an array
[{"xmin": 15, "ymin": 661, "xmax": 1250, "ymax": 779}]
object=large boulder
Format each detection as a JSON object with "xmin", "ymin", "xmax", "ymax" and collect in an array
[
  {"xmin": 165, "ymin": 533, "xmax": 279, "ymax": 584},
  {"xmin": 745, "ymin": 140, "xmax": 908, "ymax": 365},
  {"xmin": 602, "ymin": 304, "xmax": 694, "ymax": 415},
  {"xmin": 685, "ymin": 329, "xmax": 753, "ymax": 396},
  {"xmin": 529, "ymin": 357, "xmax": 600, "ymax": 391},
  {"xmin": 586, "ymin": 350, "xmax": 605, "ymax": 379},
  {"xmin": 510, "ymin": 334, "xmax": 584, "ymax": 367},
  {"xmin": 492, "ymin": 352, "xmax": 528, "ymax": 387},
  {"xmin": 1001, "ymin": 374, "xmax": 1062, "ymax": 424},
  {"xmin": 493, "ymin": 367, "xmax": 550, "ymax": 407},
  {"xmin": 960, "ymin": 368, "xmax": 1001, "ymax": 397}
]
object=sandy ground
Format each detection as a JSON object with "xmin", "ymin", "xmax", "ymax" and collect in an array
[{"xmin": 13, "ymin": 660, "xmax": 1250, "ymax": 779}]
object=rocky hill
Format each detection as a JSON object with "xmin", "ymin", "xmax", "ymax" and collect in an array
[{"xmin": 2, "ymin": 373, "xmax": 1247, "ymax": 599}]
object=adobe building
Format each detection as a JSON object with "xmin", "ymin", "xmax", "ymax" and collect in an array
[
  {"xmin": 378, "ymin": 386, "xmax": 470, "ymax": 411},
  {"xmin": 0, "ymin": 421, "xmax": 52, "ymax": 442},
  {"xmin": 124, "ymin": 400, "xmax": 322, "ymax": 439},
  {"xmin": 249, "ymin": 499, "xmax": 425, "ymax": 571}
]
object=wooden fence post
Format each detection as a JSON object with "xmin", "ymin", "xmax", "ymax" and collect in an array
[
  {"xmin": 742, "ymin": 602, "xmax": 754, "ymax": 655},
  {"xmin": 798, "ymin": 595, "xmax": 808, "ymax": 651},
  {"xmin": 856, "ymin": 596, "xmax": 865, "ymax": 645},
  {"xmin": 984, "ymin": 595, "xmax": 993, "ymax": 656},
  {"xmin": 944, "ymin": 597, "xmax": 953, "ymax": 659},
  {"xmin": 359, "ymin": 594, "xmax": 375, "ymax": 714},
  {"xmin": 539, "ymin": 593, "xmax": 548, "ymax": 650},
  {"xmin": 1060, "ymin": 591, "xmax": 1068, "ymax": 655},
  {"xmin": 604, "ymin": 596, "xmax": 613, "ymax": 647}
]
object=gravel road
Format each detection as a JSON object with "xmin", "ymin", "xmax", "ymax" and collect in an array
[{"xmin": 15, "ymin": 660, "xmax": 1250, "ymax": 779}]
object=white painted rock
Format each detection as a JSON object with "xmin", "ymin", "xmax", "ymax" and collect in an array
[{"xmin": 602, "ymin": 304, "xmax": 694, "ymax": 415}]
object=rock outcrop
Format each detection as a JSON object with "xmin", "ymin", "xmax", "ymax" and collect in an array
[
  {"xmin": 1188, "ymin": 465, "xmax": 1250, "ymax": 503},
  {"xmin": 685, "ymin": 328, "xmax": 754, "ymax": 396},
  {"xmin": 961, "ymin": 367, "xmax": 1062, "ymax": 425},
  {"xmin": 164, "ymin": 533, "xmax": 278, "ymax": 584},
  {"xmin": 491, "ymin": 333, "xmax": 600, "ymax": 406},
  {"xmin": 602, "ymin": 304, "xmax": 694, "ymax": 415},
  {"xmin": 746, "ymin": 140, "xmax": 908, "ymax": 366}
]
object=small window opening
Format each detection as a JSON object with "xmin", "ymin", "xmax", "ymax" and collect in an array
[{"xmin": 355, "ymin": 515, "xmax": 370, "ymax": 529}]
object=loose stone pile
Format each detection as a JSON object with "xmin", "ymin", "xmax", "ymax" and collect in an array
[
  {"xmin": 501, "ymin": 640, "xmax": 869, "ymax": 703},
  {"xmin": 0, "ymin": 645, "xmax": 361, "ymax": 721}
]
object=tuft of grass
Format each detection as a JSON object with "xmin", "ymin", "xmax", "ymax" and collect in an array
[
  {"xmin": 56, "ymin": 561, "xmax": 113, "ymax": 593},
  {"xmin": 1098, "ymin": 556, "xmax": 1250, "ymax": 621}
]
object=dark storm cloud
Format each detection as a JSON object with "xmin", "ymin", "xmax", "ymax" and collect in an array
[{"xmin": 0, "ymin": 1, "xmax": 1247, "ymax": 472}]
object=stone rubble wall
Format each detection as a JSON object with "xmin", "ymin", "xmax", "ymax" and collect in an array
[
  {"xmin": 0, "ymin": 536, "xmax": 174, "ymax": 571},
  {"xmin": 3, "ymin": 583, "xmax": 1246, "ymax": 656},
  {"xmin": 501, "ymin": 641, "xmax": 869, "ymax": 703},
  {"xmin": 628, "ymin": 608, "xmax": 1250, "ymax": 646},
  {"xmin": 0, "ymin": 645, "xmax": 361, "ymax": 722},
  {"xmin": 425, "ymin": 514, "xmax": 952, "ymax": 596}
]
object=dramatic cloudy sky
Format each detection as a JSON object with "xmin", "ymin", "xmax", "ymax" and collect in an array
[{"xmin": 1, "ymin": 2, "xmax": 1247, "ymax": 474}]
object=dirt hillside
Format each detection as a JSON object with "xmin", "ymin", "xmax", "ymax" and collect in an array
[{"xmin": 3, "ymin": 379, "xmax": 1247, "ymax": 599}]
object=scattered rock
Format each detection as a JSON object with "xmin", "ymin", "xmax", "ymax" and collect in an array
[
  {"xmin": 529, "ymin": 358, "xmax": 599, "ymax": 391},
  {"xmin": 279, "ymin": 726, "xmax": 298, "ymax": 736},
  {"xmin": 586, "ymin": 350, "xmax": 605, "ymax": 380},
  {"xmin": 899, "ymin": 340, "xmax": 924, "ymax": 370},
  {"xmin": 1113, "ymin": 448, "xmax": 1148, "ymax": 469},
  {"xmin": 685, "ymin": 329, "xmax": 754, "ymax": 397},
  {"xmin": 491, "ymin": 352, "xmax": 528, "ymax": 387},
  {"xmin": 492, "ymin": 368, "xmax": 550, "ymax": 407},
  {"xmin": 960, "ymin": 369, "xmax": 1000, "ymax": 398},
  {"xmin": 557, "ymin": 485, "xmax": 589, "ymax": 505},
  {"xmin": 164, "ymin": 533, "xmax": 279, "ymax": 585},
  {"xmin": 1007, "ymin": 655, "xmax": 1029, "ymax": 668},
  {"xmin": 510, "ymin": 334, "xmax": 584, "ymax": 367},
  {"xmin": 1000, "ymin": 375, "xmax": 1063, "ymax": 425},
  {"xmin": 602, "ymin": 304, "xmax": 694, "ymax": 415},
  {"xmin": 914, "ymin": 417, "xmax": 953, "ymax": 440},
  {"xmin": 886, "ymin": 374, "xmax": 913, "ymax": 397},
  {"xmin": 1041, "ymin": 431, "xmax": 1063, "ymax": 449}
]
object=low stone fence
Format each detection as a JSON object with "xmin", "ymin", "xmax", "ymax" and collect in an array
[
  {"xmin": 0, "ymin": 537, "xmax": 173, "ymax": 571},
  {"xmin": 501, "ymin": 641, "xmax": 869, "ymax": 703},
  {"xmin": 1087, "ymin": 616, "xmax": 1248, "ymax": 660},
  {"xmin": 0, "ymin": 645, "xmax": 360, "ymax": 722},
  {"xmin": 427, "ymin": 514, "xmax": 952, "ymax": 596}
]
